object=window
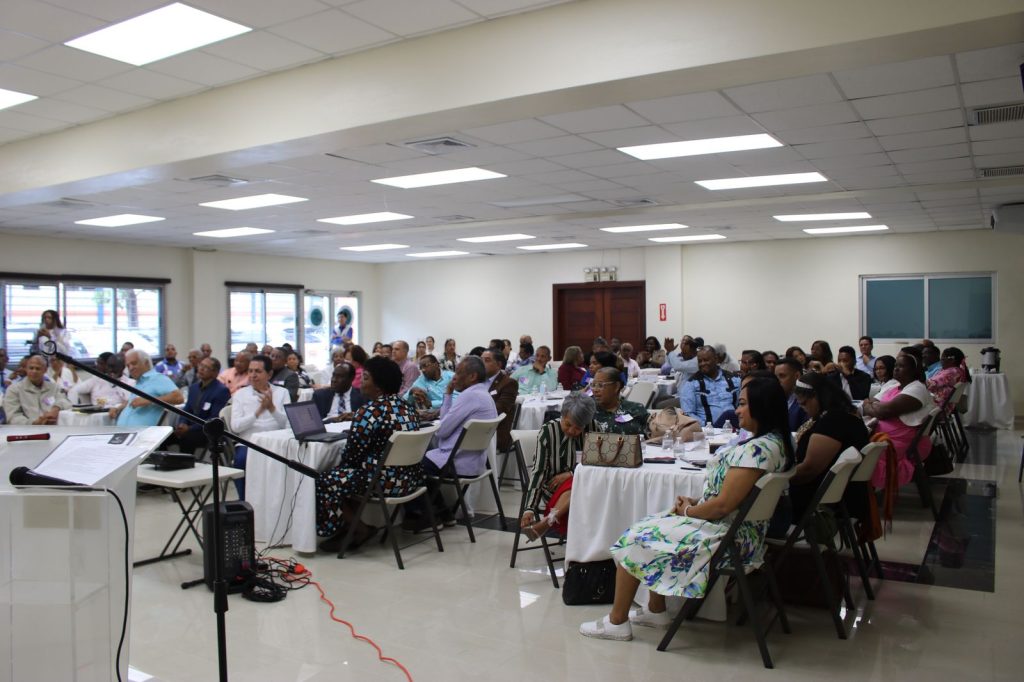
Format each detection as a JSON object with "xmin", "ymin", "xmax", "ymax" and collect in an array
[
  {"xmin": 861, "ymin": 273, "xmax": 995, "ymax": 342},
  {"xmin": 228, "ymin": 286, "xmax": 299, "ymax": 354},
  {"xmin": 1, "ymin": 278, "xmax": 165, "ymax": 361}
]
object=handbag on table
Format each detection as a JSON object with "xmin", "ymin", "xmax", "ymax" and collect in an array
[
  {"xmin": 580, "ymin": 432, "xmax": 642, "ymax": 468},
  {"xmin": 647, "ymin": 407, "xmax": 701, "ymax": 445}
]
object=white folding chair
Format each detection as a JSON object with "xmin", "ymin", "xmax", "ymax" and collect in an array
[
  {"xmin": 835, "ymin": 442, "xmax": 887, "ymax": 599},
  {"xmin": 627, "ymin": 381, "xmax": 657, "ymax": 408}
]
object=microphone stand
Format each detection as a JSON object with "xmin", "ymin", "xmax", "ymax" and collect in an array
[{"xmin": 39, "ymin": 341, "xmax": 316, "ymax": 682}]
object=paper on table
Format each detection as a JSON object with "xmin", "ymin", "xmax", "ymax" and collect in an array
[{"xmin": 34, "ymin": 435, "xmax": 147, "ymax": 486}]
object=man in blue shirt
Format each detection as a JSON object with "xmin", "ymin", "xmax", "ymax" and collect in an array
[
  {"xmin": 511, "ymin": 345, "xmax": 557, "ymax": 394},
  {"xmin": 164, "ymin": 356, "xmax": 230, "ymax": 453},
  {"xmin": 680, "ymin": 346, "xmax": 740, "ymax": 427},
  {"xmin": 154, "ymin": 343, "xmax": 184, "ymax": 383},
  {"xmin": 923, "ymin": 345, "xmax": 942, "ymax": 380},
  {"xmin": 111, "ymin": 349, "xmax": 182, "ymax": 426},
  {"xmin": 406, "ymin": 354, "xmax": 454, "ymax": 409},
  {"xmin": 856, "ymin": 336, "xmax": 876, "ymax": 375}
]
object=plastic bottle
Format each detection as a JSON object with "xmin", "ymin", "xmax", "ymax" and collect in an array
[
  {"xmin": 722, "ymin": 420, "xmax": 733, "ymax": 435},
  {"xmin": 703, "ymin": 421, "xmax": 714, "ymax": 438}
]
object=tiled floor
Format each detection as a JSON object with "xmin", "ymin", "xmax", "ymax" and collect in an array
[{"xmin": 128, "ymin": 428, "xmax": 1024, "ymax": 681}]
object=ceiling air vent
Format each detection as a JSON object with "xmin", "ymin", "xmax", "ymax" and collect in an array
[
  {"xmin": 398, "ymin": 136, "xmax": 475, "ymax": 155},
  {"xmin": 613, "ymin": 198, "xmax": 658, "ymax": 207},
  {"xmin": 44, "ymin": 197, "xmax": 97, "ymax": 209},
  {"xmin": 979, "ymin": 165, "xmax": 1024, "ymax": 178},
  {"xmin": 969, "ymin": 102, "xmax": 1024, "ymax": 126},
  {"xmin": 187, "ymin": 174, "xmax": 250, "ymax": 186}
]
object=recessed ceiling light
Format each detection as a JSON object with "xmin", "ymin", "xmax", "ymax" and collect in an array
[
  {"xmin": 517, "ymin": 243, "xmax": 588, "ymax": 251},
  {"xmin": 193, "ymin": 227, "xmax": 274, "ymax": 238},
  {"xmin": 457, "ymin": 234, "xmax": 535, "ymax": 243},
  {"xmin": 0, "ymin": 87, "xmax": 37, "ymax": 111},
  {"xmin": 340, "ymin": 243, "xmax": 410, "ymax": 252},
  {"xmin": 406, "ymin": 250, "xmax": 470, "ymax": 258},
  {"xmin": 64, "ymin": 3, "xmax": 251, "ymax": 66},
  {"xmin": 696, "ymin": 172, "xmax": 828, "ymax": 190},
  {"xmin": 74, "ymin": 214, "xmax": 165, "ymax": 227},
  {"xmin": 649, "ymin": 234, "xmax": 727, "ymax": 243},
  {"xmin": 199, "ymin": 194, "xmax": 308, "ymax": 210},
  {"xmin": 774, "ymin": 212, "xmax": 872, "ymax": 222},
  {"xmin": 318, "ymin": 212, "xmax": 412, "ymax": 225},
  {"xmin": 372, "ymin": 167, "xmax": 506, "ymax": 189},
  {"xmin": 619, "ymin": 134, "xmax": 782, "ymax": 160},
  {"xmin": 491, "ymin": 194, "xmax": 589, "ymax": 208},
  {"xmin": 601, "ymin": 223, "xmax": 688, "ymax": 234},
  {"xmin": 803, "ymin": 225, "xmax": 889, "ymax": 235}
]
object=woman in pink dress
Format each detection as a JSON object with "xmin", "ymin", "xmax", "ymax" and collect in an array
[{"xmin": 926, "ymin": 347, "xmax": 969, "ymax": 411}]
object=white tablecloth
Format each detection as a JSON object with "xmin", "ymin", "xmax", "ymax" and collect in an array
[
  {"xmin": 247, "ymin": 423, "xmax": 349, "ymax": 553},
  {"xmin": 963, "ymin": 372, "xmax": 1014, "ymax": 429},
  {"xmin": 58, "ymin": 409, "xmax": 114, "ymax": 427},
  {"xmin": 298, "ymin": 387, "xmax": 315, "ymax": 403}
]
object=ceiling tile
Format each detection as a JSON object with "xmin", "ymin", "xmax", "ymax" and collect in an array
[
  {"xmin": 975, "ymin": 152, "xmax": 1024, "ymax": 169},
  {"xmin": 201, "ymin": 31, "xmax": 326, "ymax": 72},
  {"xmin": 810, "ymin": 153, "xmax": 892, "ymax": 170},
  {"xmin": 662, "ymin": 115, "xmax": 764, "ymax": 138},
  {"xmin": 16, "ymin": 45, "xmax": 135, "ymax": 81},
  {"xmin": 97, "ymin": 69, "xmax": 206, "ymax": 100},
  {"xmin": 901, "ymin": 169, "xmax": 976, "ymax": 184},
  {"xmin": 580, "ymin": 125, "xmax": 678, "ymax": 148},
  {"xmin": 961, "ymin": 77, "xmax": 1021, "ymax": 108},
  {"xmin": 972, "ymin": 138, "xmax": 1024, "ymax": 156},
  {"xmin": 864, "ymin": 109, "xmax": 964, "ymax": 136},
  {"xmin": 549, "ymin": 149, "xmax": 634, "ymax": 169},
  {"xmin": 485, "ymin": 158, "xmax": 567, "ymax": 176},
  {"xmin": 1, "ymin": 0, "xmax": 107, "ymax": 43},
  {"xmin": 267, "ymin": 8, "xmax": 397, "ymax": 55},
  {"xmin": 968, "ymin": 120, "xmax": 1024, "ymax": 141},
  {"xmin": 751, "ymin": 102, "xmax": 859, "ymax": 131},
  {"xmin": 188, "ymin": 0, "xmax": 334, "ymax": 29},
  {"xmin": 896, "ymin": 156, "xmax": 973, "ymax": 175},
  {"xmin": 852, "ymin": 86, "xmax": 960, "ymax": 119},
  {"xmin": 775, "ymin": 122, "xmax": 871, "ymax": 145},
  {"xmin": 539, "ymin": 105, "xmax": 650, "ymax": 134},
  {"xmin": 507, "ymin": 135, "xmax": 602, "ymax": 156},
  {"xmin": 462, "ymin": 118, "xmax": 565, "ymax": 145},
  {"xmin": 955, "ymin": 42, "xmax": 1024, "ymax": 82},
  {"xmin": 625, "ymin": 91, "xmax": 741, "ymax": 124},
  {"xmin": 0, "ymin": 127, "xmax": 29, "ymax": 144},
  {"xmin": 51, "ymin": 83, "xmax": 155, "ymax": 111},
  {"xmin": 0, "ymin": 63, "xmax": 82, "ymax": 96},
  {"xmin": 146, "ymin": 52, "xmax": 261, "ymax": 87},
  {"xmin": 9, "ymin": 96, "xmax": 108, "ymax": 124},
  {"xmin": 724, "ymin": 74, "xmax": 843, "ymax": 113},
  {"xmin": 342, "ymin": 0, "xmax": 478, "ymax": 36},
  {"xmin": 0, "ymin": 29, "xmax": 49, "ymax": 61},
  {"xmin": 794, "ymin": 137, "xmax": 882, "ymax": 159},
  {"xmin": 454, "ymin": 0, "xmax": 568, "ymax": 17},
  {"xmin": 0, "ymin": 109, "xmax": 68, "ymax": 133},
  {"xmin": 877, "ymin": 127, "xmax": 966, "ymax": 151},
  {"xmin": 832, "ymin": 56, "xmax": 954, "ymax": 99},
  {"xmin": 43, "ymin": 0, "xmax": 169, "ymax": 21},
  {"xmin": 888, "ymin": 143, "xmax": 969, "ymax": 163}
]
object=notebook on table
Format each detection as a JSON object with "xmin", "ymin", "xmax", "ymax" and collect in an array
[{"xmin": 284, "ymin": 401, "xmax": 348, "ymax": 443}]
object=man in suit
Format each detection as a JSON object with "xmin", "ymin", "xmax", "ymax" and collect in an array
[
  {"xmin": 828, "ymin": 345, "xmax": 873, "ymax": 400},
  {"xmin": 482, "ymin": 349, "xmax": 518, "ymax": 453},
  {"xmin": 774, "ymin": 358, "xmax": 809, "ymax": 432},
  {"xmin": 269, "ymin": 346, "xmax": 299, "ymax": 402},
  {"xmin": 313, "ymin": 361, "xmax": 364, "ymax": 422},
  {"xmin": 164, "ymin": 356, "xmax": 230, "ymax": 453}
]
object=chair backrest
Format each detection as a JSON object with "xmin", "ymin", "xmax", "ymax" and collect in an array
[
  {"xmin": 383, "ymin": 425, "xmax": 439, "ymax": 467},
  {"xmin": 548, "ymin": 360, "xmax": 563, "ymax": 371},
  {"xmin": 219, "ymin": 404, "xmax": 233, "ymax": 427},
  {"xmin": 850, "ymin": 442, "xmax": 887, "ymax": 483},
  {"xmin": 455, "ymin": 414, "xmax": 505, "ymax": 452},
  {"xmin": 744, "ymin": 468, "xmax": 796, "ymax": 522},
  {"xmin": 628, "ymin": 381, "xmax": 656, "ymax": 408},
  {"xmin": 818, "ymin": 448, "xmax": 863, "ymax": 505},
  {"xmin": 947, "ymin": 381, "xmax": 967, "ymax": 407},
  {"xmin": 511, "ymin": 429, "xmax": 540, "ymax": 467}
]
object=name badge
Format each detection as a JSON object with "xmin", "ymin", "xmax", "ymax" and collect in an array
[
  {"xmin": 489, "ymin": 390, "xmax": 498, "ymax": 396},
  {"xmin": 202, "ymin": 402, "xmax": 212, "ymax": 411},
  {"xmin": 614, "ymin": 413, "xmax": 633, "ymax": 423},
  {"xmin": 42, "ymin": 395, "xmax": 56, "ymax": 407}
]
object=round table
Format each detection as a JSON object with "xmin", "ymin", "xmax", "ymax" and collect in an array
[
  {"xmin": 297, "ymin": 387, "xmax": 315, "ymax": 403},
  {"xmin": 515, "ymin": 390, "xmax": 568, "ymax": 430},
  {"xmin": 58, "ymin": 409, "xmax": 114, "ymax": 427},
  {"xmin": 963, "ymin": 372, "xmax": 1014, "ymax": 429}
]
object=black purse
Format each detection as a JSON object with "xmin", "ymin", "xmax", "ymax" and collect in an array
[
  {"xmin": 562, "ymin": 560, "xmax": 616, "ymax": 605},
  {"xmin": 924, "ymin": 442, "xmax": 954, "ymax": 476}
]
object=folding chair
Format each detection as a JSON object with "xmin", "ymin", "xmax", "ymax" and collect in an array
[
  {"xmin": 834, "ymin": 442, "xmax": 887, "ymax": 600},
  {"xmin": 906, "ymin": 408, "xmax": 941, "ymax": 520},
  {"xmin": 627, "ymin": 381, "xmax": 657, "ymax": 409},
  {"xmin": 658, "ymin": 468, "xmax": 795, "ymax": 669},
  {"xmin": 768, "ymin": 449, "xmax": 862, "ymax": 640},
  {"xmin": 497, "ymin": 402, "xmax": 523, "ymax": 488},
  {"xmin": 507, "ymin": 430, "xmax": 565, "ymax": 588},
  {"xmin": 336, "ymin": 425, "xmax": 442, "ymax": 569},
  {"xmin": 429, "ymin": 414, "xmax": 507, "ymax": 542}
]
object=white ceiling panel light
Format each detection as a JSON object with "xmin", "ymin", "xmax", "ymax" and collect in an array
[
  {"xmin": 0, "ymin": 88, "xmax": 38, "ymax": 111},
  {"xmin": 518, "ymin": 243, "xmax": 588, "ymax": 251},
  {"xmin": 649, "ymin": 234, "xmax": 727, "ymax": 243},
  {"xmin": 193, "ymin": 227, "xmax": 274, "ymax": 238},
  {"xmin": 601, "ymin": 223, "xmax": 688, "ymax": 233},
  {"xmin": 619, "ymin": 134, "xmax": 782, "ymax": 160},
  {"xmin": 372, "ymin": 167, "xmax": 506, "ymax": 189},
  {"xmin": 200, "ymin": 194, "xmax": 308, "ymax": 210},
  {"xmin": 318, "ymin": 212, "xmax": 413, "ymax": 225},
  {"xmin": 696, "ymin": 172, "xmax": 828, "ymax": 190},
  {"xmin": 407, "ymin": 250, "xmax": 470, "ymax": 258},
  {"xmin": 74, "ymin": 214, "xmax": 165, "ymax": 227},
  {"xmin": 64, "ymin": 3, "xmax": 251, "ymax": 66},
  {"xmin": 773, "ymin": 212, "xmax": 872, "ymax": 221},
  {"xmin": 340, "ymin": 243, "xmax": 409, "ymax": 252},
  {"xmin": 457, "ymin": 234, "xmax": 535, "ymax": 243},
  {"xmin": 803, "ymin": 225, "xmax": 889, "ymax": 235}
]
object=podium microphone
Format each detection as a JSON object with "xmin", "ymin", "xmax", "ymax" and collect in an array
[{"xmin": 8, "ymin": 466, "xmax": 80, "ymax": 487}]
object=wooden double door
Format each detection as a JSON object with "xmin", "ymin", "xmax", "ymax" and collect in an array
[{"xmin": 552, "ymin": 281, "xmax": 646, "ymax": 358}]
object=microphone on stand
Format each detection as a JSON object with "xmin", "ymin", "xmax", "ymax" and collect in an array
[{"xmin": 9, "ymin": 466, "xmax": 80, "ymax": 487}]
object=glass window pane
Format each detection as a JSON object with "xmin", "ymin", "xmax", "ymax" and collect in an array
[
  {"xmin": 4, "ymin": 283, "xmax": 59, "ymax": 361},
  {"xmin": 265, "ymin": 292, "xmax": 297, "ymax": 349},
  {"xmin": 230, "ymin": 291, "xmax": 265, "ymax": 353},
  {"xmin": 333, "ymin": 295, "xmax": 359, "ymax": 345},
  {"xmin": 116, "ymin": 287, "xmax": 161, "ymax": 356},
  {"xmin": 866, "ymin": 279, "xmax": 924, "ymax": 339},
  {"xmin": 928, "ymin": 276, "xmax": 993, "ymax": 340},
  {"xmin": 65, "ymin": 285, "xmax": 114, "ymax": 358},
  {"xmin": 303, "ymin": 294, "xmax": 329, "ymax": 369}
]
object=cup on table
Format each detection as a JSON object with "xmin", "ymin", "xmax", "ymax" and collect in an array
[
  {"xmin": 673, "ymin": 436, "xmax": 687, "ymax": 460},
  {"xmin": 661, "ymin": 435, "xmax": 674, "ymax": 454},
  {"xmin": 575, "ymin": 450, "xmax": 583, "ymax": 465}
]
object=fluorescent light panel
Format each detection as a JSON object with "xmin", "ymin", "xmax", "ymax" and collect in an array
[
  {"xmin": 319, "ymin": 212, "xmax": 412, "ymax": 225},
  {"xmin": 774, "ymin": 212, "xmax": 872, "ymax": 222},
  {"xmin": 457, "ymin": 234, "xmax": 535, "ymax": 243},
  {"xmin": 340, "ymin": 243, "xmax": 409, "ymax": 252},
  {"xmin": 200, "ymin": 194, "xmax": 308, "ymax": 210},
  {"xmin": 696, "ymin": 172, "xmax": 828, "ymax": 190},
  {"xmin": 601, "ymin": 223, "xmax": 687, "ymax": 234},
  {"xmin": 517, "ymin": 243, "xmax": 588, "ymax": 251},
  {"xmin": 0, "ymin": 87, "xmax": 37, "ymax": 111},
  {"xmin": 64, "ymin": 3, "xmax": 251, "ymax": 66},
  {"xmin": 619, "ymin": 134, "xmax": 782, "ymax": 160},
  {"xmin": 649, "ymin": 234, "xmax": 727, "ymax": 243},
  {"xmin": 803, "ymin": 225, "xmax": 889, "ymax": 235},
  {"xmin": 193, "ymin": 227, "xmax": 273, "ymax": 238},
  {"xmin": 407, "ymin": 251, "xmax": 469, "ymax": 258},
  {"xmin": 75, "ymin": 214, "xmax": 164, "ymax": 227},
  {"xmin": 372, "ymin": 167, "xmax": 505, "ymax": 189}
]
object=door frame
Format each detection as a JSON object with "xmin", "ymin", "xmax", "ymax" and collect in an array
[{"xmin": 552, "ymin": 280, "xmax": 646, "ymax": 356}]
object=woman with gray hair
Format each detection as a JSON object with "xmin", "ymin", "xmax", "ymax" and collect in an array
[{"xmin": 521, "ymin": 392, "xmax": 596, "ymax": 541}]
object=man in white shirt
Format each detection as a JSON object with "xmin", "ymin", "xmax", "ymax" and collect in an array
[
  {"xmin": 229, "ymin": 354, "xmax": 288, "ymax": 499},
  {"xmin": 69, "ymin": 355, "xmax": 133, "ymax": 406}
]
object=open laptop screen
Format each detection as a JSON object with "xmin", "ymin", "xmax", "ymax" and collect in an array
[{"xmin": 284, "ymin": 401, "xmax": 325, "ymax": 438}]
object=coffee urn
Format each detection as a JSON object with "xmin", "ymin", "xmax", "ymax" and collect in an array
[{"xmin": 980, "ymin": 347, "xmax": 1001, "ymax": 373}]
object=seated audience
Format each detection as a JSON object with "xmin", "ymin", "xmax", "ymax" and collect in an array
[
  {"xmin": 371, "ymin": 341, "xmax": 383, "ymax": 355},
  {"xmin": 872, "ymin": 355, "xmax": 897, "ymax": 395},
  {"xmin": 111, "ymin": 350, "xmax": 183, "ymax": 426},
  {"xmin": 810, "ymin": 339, "xmax": 834, "ymax": 365},
  {"xmin": 580, "ymin": 378, "xmax": 793, "ymax": 641},
  {"xmin": 619, "ymin": 343, "xmax": 640, "ymax": 379},
  {"xmin": 762, "ymin": 350, "xmax": 779, "ymax": 372},
  {"xmin": 422, "ymin": 356, "xmax": 498, "ymax": 476},
  {"xmin": 511, "ymin": 345, "xmax": 557, "ymax": 394},
  {"xmin": 438, "ymin": 338, "xmax": 460, "ymax": 372},
  {"xmin": 378, "ymin": 343, "xmax": 393, "ymax": 359},
  {"xmin": 269, "ymin": 347, "xmax": 299, "ymax": 402},
  {"xmin": 666, "ymin": 336, "xmax": 699, "ymax": 382},
  {"xmin": 286, "ymin": 351, "xmax": 314, "ymax": 388},
  {"xmin": 521, "ymin": 393, "xmax": 596, "ymax": 541},
  {"xmin": 739, "ymin": 349, "xmax": 766, "ymax": 377},
  {"xmin": 785, "ymin": 345, "xmax": 808, "ymax": 368},
  {"xmin": 415, "ymin": 340, "xmax": 427, "ymax": 361},
  {"xmin": 482, "ymin": 349, "xmax": 518, "ymax": 454},
  {"xmin": 714, "ymin": 343, "xmax": 740, "ymax": 373},
  {"xmin": 922, "ymin": 345, "xmax": 942, "ymax": 380},
  {"xmin": 927, "ymin": 347, "xmax": 970, "ymax": 409},
  {"xmin": 230, "ymin": 354, "xmax": 289, "ymax": 498},
  {"xmin": 315, "ymin": 357, "xmax": 419, "ymax": 551},
  {"xmin": 343, "ymin": 344, "xmax": 368, "ymax": 389},
  {"xmin": 680, "ymin": 346, "xmax": 740, "ymax": 428},
  {"xmin": 827, "ymin": 345, "xmax": 873, "ymax": 400},
  {"xmin": 591, "ymin": 367, "xmax": 648, "ymax": 436},
  {"xmin": 120, "ymin": 341, "xmax": 135, "ymax": 354},
  {"xmin": 641, "ymin": 336, "xmax": 666, "ymax": 369},
  {"xmin": 591, "ymin": 336, "xmax": 610, "ymax": 354},
  {"xmin": 862, "ymin": 354, "xmax": 934, "ymax": 488},
  {"xmin": 392, "ymin": 340, "xmax": 420, "ymax": 394},
  {"xmin": 509, "ymin": 341, "xmax": 535, "ymax": 371},
  {"xmin": 1, "ymin": 346, "xmax": 12, "ymax": 388},
  {"xmin": 3, "ymin": 355, "xmax": 71, "ymax": 424},
  {"xmin": 406, "ymin": 354, "xmax": 454, "ymax": 409},
  {"xmin": 558, "ymin": 345, "xmax": 587, "ymax": 390},
  {"xmin": 176, "ymin": 348, "xmax": 204, "ymax": 388},
  {"xmin": 243, "ymin": 342, "xmax": 259, "ymax": 354},
  {"xmin": 155, "ymin": 343, "xmax": 184, "ymax": 382},
  {"xmin": 588, "ymin": 350, "xmax": 624, "ymax": 387},
  {"xmin": 425, "ymin": 336, "xmax": 436, "ymax": 357},
  {"xmin": 774, "ymin": 357, "xmax": 809, "ymax": 431},
  {"xmin": 46, "ymin": 355, "xmax": 78, "ymax": 394},
  {"xmin": 857, "ymin": 336, "xmax": 876, "ymax": 375},
  {"xmin": 217, "ymin": 351, "xmax": 251, "ymax": 394},
  {"xmin": 313, "ymin": 362, "xmax": 365, "ymax": 421},
  {"xmin": 69, "ymin": 354, "xmax": 132, "ymax": 406},
  {"xmin": 165, "ymin": 356, "xmax": 230, "ymax": 454},
  {"xmin": 200, "ymin": 343, "xmax": 213, "ymax": 358}
]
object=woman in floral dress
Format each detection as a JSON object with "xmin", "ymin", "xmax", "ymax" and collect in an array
[
  {"xmin": 315, "ymin": 356, "xmax": 420, "ymax": 552},
  {"xmin": 580, "ymin": 377, "xmax": 794, "ymax": 641}
]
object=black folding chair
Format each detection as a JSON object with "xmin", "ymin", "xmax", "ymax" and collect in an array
[
  {"xmin": 497, "ymin": 402, "xmax": 522, "ymax": 488},
  {"xmin": 906, "ymin": 408, "xmax": 941, "ymax": 520}
]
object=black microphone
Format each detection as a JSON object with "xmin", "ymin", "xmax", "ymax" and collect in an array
[{"xmin": 8, "ymin": 466, "xmax": 81, "ymax": 487}]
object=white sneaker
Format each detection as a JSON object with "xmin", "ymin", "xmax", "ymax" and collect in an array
[
  {"xmin": 629, "ymin": 606, "xmax": 671, "ymax": 629},
  {"xmin": 579, "ymin": 615, "xmax": 633, "ymax": 641}
]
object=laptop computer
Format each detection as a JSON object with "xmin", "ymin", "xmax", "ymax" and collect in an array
[{"xmin": 284, "ymin": 401, "xmax": 348, "ymax": 443}]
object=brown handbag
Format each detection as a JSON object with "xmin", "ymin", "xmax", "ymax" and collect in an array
[
  {"xmin": 647, "ymin": 407, "xmax": 701, "ymax": 445},
  {"xmin": 580, "ymin": 432, "xmax": 643, "ymax": 468}
]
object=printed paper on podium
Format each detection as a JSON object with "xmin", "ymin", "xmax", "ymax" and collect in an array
[{"xmin": 33, "ymin": 432, "xmax": 148, "ymax": 486}]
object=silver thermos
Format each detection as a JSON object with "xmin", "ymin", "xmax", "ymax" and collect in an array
[{"xmin": 980, "ymin": 347, "xmax": 1001, "ymax": 373}]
